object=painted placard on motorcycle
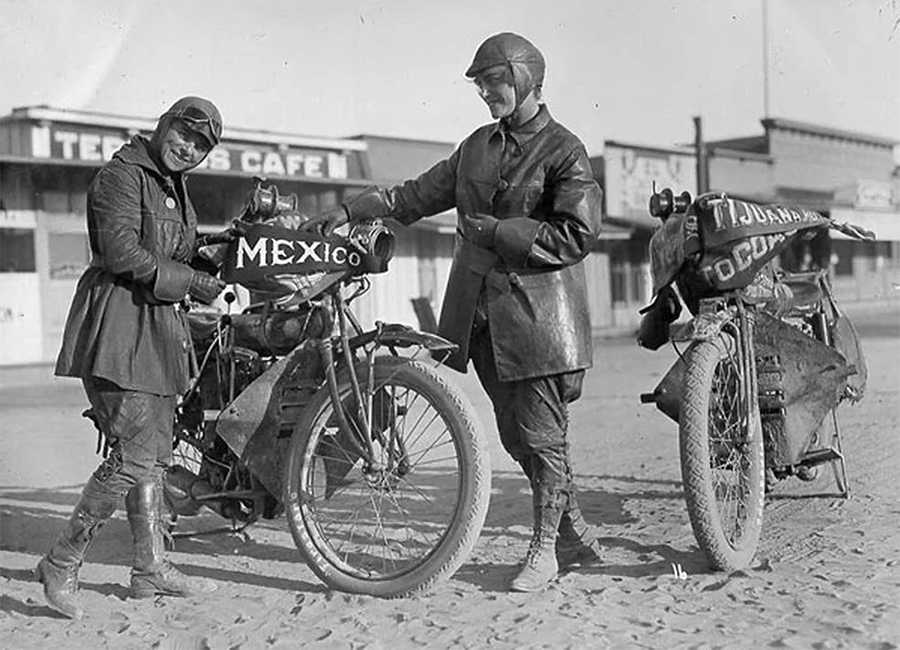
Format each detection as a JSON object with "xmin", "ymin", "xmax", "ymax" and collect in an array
[
  {"xmin": 222, "ymin": 223, "xmax": 363, "ymax": 287},
  {"xmin": 697, "ymin": 198, "xmax": 830, "ymax": 290},
  {"xmin": 704, "ymin": 198, "xmax": 829, "ymax": 246}
]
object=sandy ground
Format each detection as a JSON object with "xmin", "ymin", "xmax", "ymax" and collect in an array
[{"xmin": 1, "ymin": 304, "xmax": 898, "ymax": 650}]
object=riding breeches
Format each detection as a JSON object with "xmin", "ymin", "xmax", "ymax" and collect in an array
[
  {"xmin": 468, "ymin": 327, "xmax": 574, "ymax": 487},
  {"xmin": 82, "ymin": 376, "xmax": 176, "ymax": 498}
]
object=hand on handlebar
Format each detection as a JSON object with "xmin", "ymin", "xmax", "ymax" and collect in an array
[
  {"xmin": 188, "ymin": 270, "xmax": 226, "ymax": 304},
  {"xmin": 299, "ymin": 205, "xmax": 349, "ymax": 237},
  {"xmin": 197, "ymin": 219, "xmax": 250, "ymax": 247}
]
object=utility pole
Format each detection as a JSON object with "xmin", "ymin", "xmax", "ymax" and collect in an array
[
  {"xmin": 762, "ymin": 0, "xmax": 770, "ymax": 119},
  {"xmin": 693, "ymin": 116, "xmax": 709, "ymax": 194}
]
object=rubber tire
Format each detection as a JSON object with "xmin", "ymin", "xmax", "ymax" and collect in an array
[
  {"xmin": 680, "ymin": 334, "xmax": 766, "ymax": 572},
  {"xmin": 283, "ymin": 355, "xmax": 491, "ymax": 597}
]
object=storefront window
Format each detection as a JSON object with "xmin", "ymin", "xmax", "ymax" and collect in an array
[
  {"xmin": 831, "ymin": 240, "xmax": 854, "ymax": 277},
  {"xmin": 49, "ymin": 232, "xmax": 90, "ymax": 279},
  {"xmin": 857, "ymin": 240, "xmax": 894, "ymax": 273},
  {"xmin": 0, "ymin": 228, "xmax": 36, "ymax": 272},
  {"xmin": 607, "ymin": 238, "xmax": 649, "ymax": 305},
  {"xmin": 611, "ymin": 262, "xmax": 627, "ymax": 304}
]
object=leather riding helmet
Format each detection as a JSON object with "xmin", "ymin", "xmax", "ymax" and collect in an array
[
  {"xmin": 158, "ymin": 95, "xmax": 223, "ymax": 148},
  {"xmin": 465, "ymin": 32, "xmax": 545, "ymax": 106}
]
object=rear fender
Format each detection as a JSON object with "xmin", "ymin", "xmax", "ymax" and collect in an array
[{"xmin": 348, "ymin": 322, "xmax": 458, "ymax": 356}]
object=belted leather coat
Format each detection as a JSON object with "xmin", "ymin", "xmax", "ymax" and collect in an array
[
  {"xmin": 345, "ymin": 106, "xmax": 602, "ymax": 380},
  {"xmin": 55, "ymin": 136, "xmax": 204, "ymax": 395}
]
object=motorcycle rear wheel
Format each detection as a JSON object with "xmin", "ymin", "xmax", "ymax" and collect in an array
[
  {"xmin": 680, "ymin": 333, "xmax": 765, "ymax": 571},
  {"xmin": 283, "ymin": 355, "xmax": 490, "ymax": 597}
]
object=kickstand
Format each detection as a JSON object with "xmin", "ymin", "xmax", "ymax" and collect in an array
[{"xmin": 168, "ymin": 519, "xmax": 254, "ymax": 544}]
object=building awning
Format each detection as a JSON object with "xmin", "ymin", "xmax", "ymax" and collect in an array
[
  {"xmin": 0, "ymin": 153, "xmax": 375, "ymax": 187},
  {"xmin": 830, "ymin": 208, "xmax": 900, "ymax": 241}
]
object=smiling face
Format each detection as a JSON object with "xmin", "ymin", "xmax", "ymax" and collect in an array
[
  {"xmin": 471, "ymin": 64, "xmax": 518, "ymax": 120},
  {"xmin": 158, "ymin": 120, "xmax": 213, "ymax": 173}
]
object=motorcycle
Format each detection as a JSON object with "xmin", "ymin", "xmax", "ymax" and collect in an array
[
  {"xmin": 159, "ymin": 179, "xmax": 491, "ymax": 597},
  {"xmin": 637, "ymin": 187, "xmax": 872, "ymax": 572}
]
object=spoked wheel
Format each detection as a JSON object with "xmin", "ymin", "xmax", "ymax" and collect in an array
[
  {"xmin": 680, "ymin": 333, "xmax": 766, "ymax": 571},
  {"xmin": 283, "ymin": 355, "xmax": 490, "ymax": 597},
  {"xmin": 166, "ymin": 428, "xmax": 206, "ymax": 518}
]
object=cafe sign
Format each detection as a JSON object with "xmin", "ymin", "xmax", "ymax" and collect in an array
[{"xmin": 29, "ymin": 124, "xmax": 351, "ymax": 180}]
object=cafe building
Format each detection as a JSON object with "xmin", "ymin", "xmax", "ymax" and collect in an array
[{"xmin": 0, "ymin": 106, "xmax": 377, "ymax": 365}]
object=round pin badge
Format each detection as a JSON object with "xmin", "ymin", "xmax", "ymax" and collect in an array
[{"xmin": 165, "ymin": 197, "xmax": 176, "ymax": 209}]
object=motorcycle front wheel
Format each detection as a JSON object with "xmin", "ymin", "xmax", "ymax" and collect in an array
[
  {"xmin": 283, "ymin": 355, "xmax": 491, "ymax": 597},
  {"xmin": 680, "ymin": 333, "xmax": 765, "ymax": 571}
]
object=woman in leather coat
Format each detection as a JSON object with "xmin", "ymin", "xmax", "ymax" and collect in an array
[
  {"xmin": 37, "ymin": 96, "xmax": 232, "ymax": 619},
  {"xmin": 304, "ymin": 33, "xmax": 604, "ymax": 592}
]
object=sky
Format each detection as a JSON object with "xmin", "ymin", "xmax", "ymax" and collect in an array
[{"xmin": 1, "ymin": 0, "xmax": 898, "ymax": 157}]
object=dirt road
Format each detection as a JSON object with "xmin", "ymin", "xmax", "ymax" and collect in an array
[{"xmin": 1, "ymin": 305, "xmax": 897, "ymax": 649}]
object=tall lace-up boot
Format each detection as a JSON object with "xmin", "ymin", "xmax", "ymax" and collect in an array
[
  {"xmin": 126, "ymin": 479, "xmax": 216, "ymax": 599},
  {"xmin": 509, "ymin": 484, "xmax": 564, "ymax": 592},
  {"xmin": 518, "ymin": 457, "xmax": 601, "ymax": 568},
  {"xmin": 556, "ymin": 492, "xmax": 603, "ymax": 568},
  {"xmin": 35, "ymin": 479, "xmax": 120, "ymax": 620}
]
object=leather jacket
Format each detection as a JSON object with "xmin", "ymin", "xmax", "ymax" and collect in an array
[
  {"xmin": 345, "ymin": 106, "xmax": 603, "ymax": 380},
  {"xmin": 55, "ymin": 136, "xmax": 203, "ymax": 395}
]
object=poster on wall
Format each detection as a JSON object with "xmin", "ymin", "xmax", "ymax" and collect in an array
[{"xmin": 603, "ymin": 143, "xmax": 697, "ymax": 228}]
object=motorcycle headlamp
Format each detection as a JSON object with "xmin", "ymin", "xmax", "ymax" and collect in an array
[{"xmin": 348, "ymin": 220, "xmax": 396, "ymax": 274}]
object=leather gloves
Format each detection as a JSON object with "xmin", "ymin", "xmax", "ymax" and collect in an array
[
  {"xmin": 299, "ymin": 205, "xmax": 350, "ymax": 237},
  {"xmin": 465, "ymin": 212, "xmax": 499, "ymax": 249},
  {"xmin": 188, "ymin": 271, "xmax": 226, "ymax": 304}
]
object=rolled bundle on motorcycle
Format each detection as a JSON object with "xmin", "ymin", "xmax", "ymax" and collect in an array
[
  {"xmin": 232, "ymin": 309, "xmax": 331, "ymax": 356},
  {"xmin": 187, "ymin": 306, "xmax": 331, "ymax": 357}
]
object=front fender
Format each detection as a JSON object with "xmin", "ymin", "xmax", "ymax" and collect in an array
[
  {"xmin": 642, "ymin": 306, "xmax": 738, "ymax": 425},
  {"xmin": 670, "ymin": 305, "xmax": 738, "ymax": 343}
]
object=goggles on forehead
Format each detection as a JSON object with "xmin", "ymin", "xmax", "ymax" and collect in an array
[{"xmin": 171, "ymin": 105, "xmax": 223, "ymax": 144}]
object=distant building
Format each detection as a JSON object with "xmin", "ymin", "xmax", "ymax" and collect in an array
[{"xmin": 593, "ymin": 118, "xmax": 900, "ymax": 326}]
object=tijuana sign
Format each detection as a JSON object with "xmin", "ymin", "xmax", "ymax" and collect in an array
[{"xmin": 705, "ymin": 199, "xmax": 829, "ymax": 247}]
